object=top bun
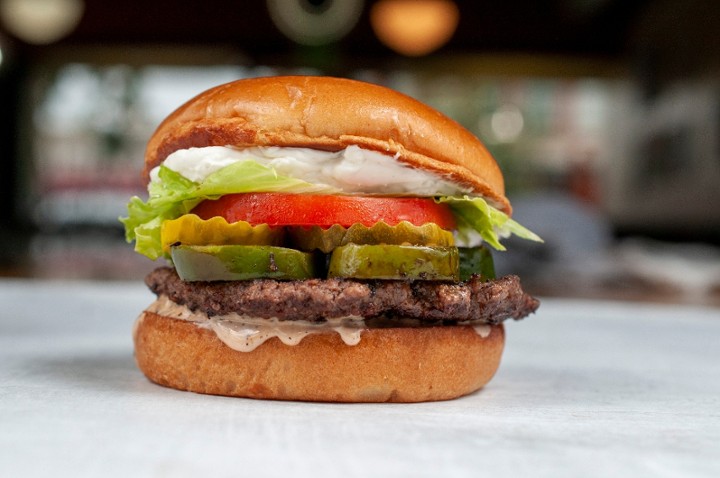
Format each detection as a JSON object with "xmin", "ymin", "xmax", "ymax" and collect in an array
[{"xmin": 145, "ymin": 76, "xmax": 510, "ymax": 213}]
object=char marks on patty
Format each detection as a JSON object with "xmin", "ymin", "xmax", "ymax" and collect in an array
[{"xmin": 146, "ymin": 267, "xmax": 539, "ymax": 325}]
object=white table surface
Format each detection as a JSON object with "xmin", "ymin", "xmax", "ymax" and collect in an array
[{"xmin": 1, "ymin": 279, "xmax": 719, "ymax": 477}]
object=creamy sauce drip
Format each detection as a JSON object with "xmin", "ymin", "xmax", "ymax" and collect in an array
[
  {"xmin": 143, "ymin": 296, "xmax": 495, "ymax": 351},
  {"xmin": 472, "ymin": 324, "xmax": 492, "ymax": 338},
  {"xmin": 145, "ymin": 295, "xmax": 364, "ymax": 352}
]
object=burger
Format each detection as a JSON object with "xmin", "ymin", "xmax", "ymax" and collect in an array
[{"xmin": 122, "ymin": 76, "xmax": 541, "ymax": 403}]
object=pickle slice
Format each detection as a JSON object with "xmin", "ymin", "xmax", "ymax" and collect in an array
[
  {"xmin": 288, "ymin": 221, "xmax": 455, "ymax": 253},
  {"xmin": 161, "ymin": 215, "xmax": 284, "ymax": 253},
  {"xmin": 171, "ymin": 245, "xmax": 317, "ymax": 281},
  {"xmin": 328, "ymin": 244, "xmax": 459, "ymax": 281},
  {"xmin": 458, "ymin": 246, "xmax": 495, "ymax": 281}
]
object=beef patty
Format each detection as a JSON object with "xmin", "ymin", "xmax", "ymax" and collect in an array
[{"xmin": 146, "ymin": 267, "xmax": 539, "ymax": 325}]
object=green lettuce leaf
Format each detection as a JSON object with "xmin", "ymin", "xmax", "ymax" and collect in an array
[
  {"xmin": 121, "ymin": 161, "xmax": 542, "ymax": 259},
  {"xmin": 436, "ymin": 196, "xmax": 543, "ymax": 251},
  {"xmin": 120, "ymin": 161, "xmax": 338, "ymax": 260}
]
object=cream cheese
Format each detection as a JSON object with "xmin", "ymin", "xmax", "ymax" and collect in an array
[{"xmin": 151, "ymin": 145, "xmax": 467, "ymax": 196}]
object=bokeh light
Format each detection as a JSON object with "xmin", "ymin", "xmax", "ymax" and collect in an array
[{"xmin": 370, "ymin": 0, "xmax": 459, "ymax": 56}]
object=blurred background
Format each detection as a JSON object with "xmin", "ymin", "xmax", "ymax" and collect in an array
[{"xmin": 0, "ymin": 0, "xmax": 718, "ymax": 307}]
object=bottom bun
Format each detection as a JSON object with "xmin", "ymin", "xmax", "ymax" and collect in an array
[{"xmin": 133, "ymin": 311, "xmax": 505, "ymax": 403}]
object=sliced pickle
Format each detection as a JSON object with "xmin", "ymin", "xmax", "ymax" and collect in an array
[
  {"xmin": 328, "ymin": 244, "xmax": 459, "ymax": 281},
  {"xmin": 458, "ymin": 246, "xmax": 495, "ymax": 281},
  {"xmin": 161, "ymin": 214, "xmax": 284, "ymax": 253},
  {"xmin": 288, "ymin": 221, "xmax": 455, "ymax": 253},
  {"xmin": 171, "ymin": 245, "xmax": 316, "ymax": 281}
]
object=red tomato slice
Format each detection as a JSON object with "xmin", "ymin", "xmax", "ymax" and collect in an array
[{"xmin": 191, "ymin": 193, "xmax": 456, "ymax": 229}]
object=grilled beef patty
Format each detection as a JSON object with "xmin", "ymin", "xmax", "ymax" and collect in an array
[{"xmin": 146, "ymin": 267, "xmax": 539, "ymax": 325}]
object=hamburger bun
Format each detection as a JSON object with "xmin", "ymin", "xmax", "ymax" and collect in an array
[
  {"xmin": 134, "ymin": 311, "xmax": 505, "ymax": 403},
  {"xmin": 144, "ymin": 76, "xmax": 511, "ymax": 213}
]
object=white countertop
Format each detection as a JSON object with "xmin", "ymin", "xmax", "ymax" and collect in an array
[{"xmin": 1, "ymin": 279, "xmax": 719, "ymax": 477}]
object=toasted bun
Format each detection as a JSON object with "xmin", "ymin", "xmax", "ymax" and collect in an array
[
  {"xmin": 144, "ymin": 76, "xmax": 510, "ymax": 213},
  {"xmin": 134, "ymin": 311, "xmax": 505, "ymax": 403}
]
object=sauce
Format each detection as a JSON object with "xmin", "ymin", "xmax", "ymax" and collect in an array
[
  {"xmin": 145, "ymin": 295, "xmax": 364, "ymax": 352},
  {"xmin": 151, "ymin": 145, "xmax": 466, "ymax": 196},
  {"xmin": 142, "ymin": 295, "xmax": 495, "ymax": 351},
  {"xmin": 472, "ymin": 324, "xmax": 492, "ymax": 338}
]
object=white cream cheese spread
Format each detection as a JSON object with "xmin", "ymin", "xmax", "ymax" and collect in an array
[{"xmin": 151, "ymin": 145, "xmax": 467, "ymax": 196}]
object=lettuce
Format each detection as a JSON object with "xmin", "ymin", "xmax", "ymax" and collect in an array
[
  {"xmin": 121, "ymin": 161, "xmax": 338, "ymax": 260},
  {"xmin": 121, "ymin": 161, "xmax": 541, "ymax": 260},
  {"xmin": 436, "ymin": 196, "xmax": 542, "ymax": 251}
]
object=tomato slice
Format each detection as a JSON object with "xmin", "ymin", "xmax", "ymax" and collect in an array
[{"xmin": 191, "ymin": 193, "xmax": 456, "ymax": 229}]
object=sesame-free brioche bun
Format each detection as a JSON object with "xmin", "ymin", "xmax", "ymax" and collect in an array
[
  {"xmin": 134, "ymin": 311, "xmax": 505, "ymax": 403},
  {"xmin": 144, "ymin": 76, "xmax": 511, "ymax": 213}
]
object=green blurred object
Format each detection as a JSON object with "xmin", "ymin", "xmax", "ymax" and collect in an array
[{"xmin": 458, "ymin": 246, "xmax": 495, "ymax": 282}]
